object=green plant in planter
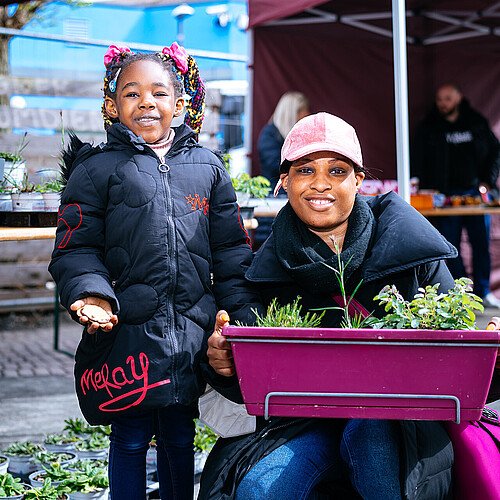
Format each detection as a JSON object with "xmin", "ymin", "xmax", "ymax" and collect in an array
[
  {"xmin": 0, "ymin": 472, "xmax": 26, "ymax": 497},
  {"xmin": 4, "ymin": 441, "xmax": 45, "ymax": 457},
  {"xmin": 0, "ymin": 152, "xmax": 23, "ymax": 164},
  {"xmin": 59, "ymin": 467, "xmax": 109, "ymax": 493},
  {"xmin": 23, "ymin": 477, "xmax": 70, "ymax": 499},
  {"xmin": 367, "ymin": 277, "xmax": 484, "ymax": 330},
  {"xmin": 74, "ymin": 433, "xmax": 109, "ymax": 452},
  {"xmin": 44, "ymin": 433, "xmax": 81, "ymax": 447},
  {"xmin": 193, "ymin": 420, "xmax": 218, "ymax": 453},
  {"xmin": 7, "ymin": 172, "xmax": 36, "ymax": 193},
  {"xmin": 36, "ymin": 179, "xmax": 64, "ymax": 194},
  {"xmin": 35, "ymin": 463, "xmax": 73, "ymax": 483},
  {"xmin": 250, "ymin": 296, "xmax": 325, "ymax": 328},
  {"xmin": 63, "ymin": 418, "xmax": 110, "ymax": 437},
  {"xmin": 33, "ymin": 451, "xmax": 74, "ymax": 468},
  {"xmin": 69, "ymin": 459, "xmax": 108, "ymax": 473},
  {"xmin": 231, "ymin": 173, "xmax": 271, "ymax": 199}
]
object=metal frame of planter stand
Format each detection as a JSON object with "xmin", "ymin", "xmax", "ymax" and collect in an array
[
  {"xmin": 263, "ymin": 392, "xmax": 462, "ymax": 423},
  {"xmin": 229, "ymin": 336, "xmax": 500, "ymax": 425}
]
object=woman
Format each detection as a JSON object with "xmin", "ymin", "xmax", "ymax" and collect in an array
[
  {"xmin": 257, "ymin": 91, "xmax": 310, "ymax": 191},
  {"xmin": 201, "ymin": 112, "xmax": 458, "ymax": 499}
]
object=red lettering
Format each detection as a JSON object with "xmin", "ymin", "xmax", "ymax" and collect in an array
[{"xmin": 79, "ymin": 352, "xmax": 170, "ymax": 413}]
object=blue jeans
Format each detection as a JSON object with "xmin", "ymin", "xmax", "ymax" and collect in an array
[
  {"xmin": 235, "ymin": 419, "xmax": 401, "ymax": 500},
  {"xmin": 109, "ymin": 404, "xmax": 197, "ymax": 500}
]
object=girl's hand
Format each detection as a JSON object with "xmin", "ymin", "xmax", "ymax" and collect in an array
[
  {"xmin": 486, "ymin": 317, "xmax": 500, "ymax": 369},
  {"xmin": 207, "ymin": 310, "xmax": 235, "ymax": 377},
  {"xmin": 70, "ymin": 297, "xmax": 118, "ymax": 334}
]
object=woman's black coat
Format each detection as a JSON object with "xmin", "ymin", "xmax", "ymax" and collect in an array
[{"xmin": 200, "ymin": 192, "xmax": 457, "ymax": 500}]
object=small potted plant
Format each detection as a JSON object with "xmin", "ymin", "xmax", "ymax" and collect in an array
[
  {"xmin": 0, "ymin": 457, "xmax": 8, "ymax": 476},
  {"xmin": 43, "ymin": 434, "xmax": 81, "ymax": 454},
  {"xmin": 0, "ymin": 472, "xmax": 28, "ymax": 499},
  {"xmin": 0, "ymin": 185, "xmax": 12, "ymax": 212},
  {"xmin": 193, "ymin": 420, "xmax": 218, "ymax": 475},
  {"xmin": 3, "ymin": 442, "xmax": 45, "ymax": 477},
  {"xmin": 68, "ymin": 459, "xmax": 107, "ymax": 474},
  {"xmin": 59, "ymin": 467, "xmax": 109, "ymax": 500},
  {"xmin": 32, "ymin": 451, "xmax": 77, "ymax": 471},
  {"xmin": 73, "ymin": 434, "xmax": 109, "ymax": 461},
  {"xmin": 63, "ymin": 419, "xmax": 110, "ymax": 439},
  {"xmin": 36, "ymin": 179, "xmax": 63, "ymax": 212},
  {"xmin": 29, "ymin": 462, "xmax": 73, "ymax": 488},
  {"xmin": 10, "ymin": 173, "xmax": 44, "ymax": 212},
  {"xmin": 23, "ymin": 477, "xmax": 70, "ymax": 500},
  {"xmin": 231, "ymin": 172, "xmax": 271, "ymax": 218}
]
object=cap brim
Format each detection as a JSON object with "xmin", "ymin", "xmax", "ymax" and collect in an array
[{"xmin": 282, "ymin": 142, "xmax": 362, "ymax": 169}]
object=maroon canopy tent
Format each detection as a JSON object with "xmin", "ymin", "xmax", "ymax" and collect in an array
[{"xmin": 248, "ymin": 0, "xmax": 500, "ymax": 181}]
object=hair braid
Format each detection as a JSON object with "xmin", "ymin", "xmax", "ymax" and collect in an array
[
  {"xmin": 101, "ymin": 49, "xmax": 133, "ymax": 130},
  {"xmin": 182, "ymin": 55, "xmax": 205, "ymax": 134}
]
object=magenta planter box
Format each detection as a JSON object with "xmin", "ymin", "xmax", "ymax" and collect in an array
[{"xmin": 223, "ymin": 326, "xmax": 500, "ymax": 423}]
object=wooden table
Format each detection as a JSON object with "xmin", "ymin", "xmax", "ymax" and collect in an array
[
  {"xmin": 0, "ymin": 226, "xmax": 56, "ymax": 241},
  {"xmin": 254, "ymin": 199, "xmax": 500, "ymax": 219},
  {"xmin": 418, "ymin": 206, "xmax": 500, "ymax": 217}
]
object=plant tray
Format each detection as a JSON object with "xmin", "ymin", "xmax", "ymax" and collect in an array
[
  {"xmin": 0, "ymin": 211, "xmax": 57, "ymax": 227},
  {"xmin": 223, "ymin": 326, "xmax": 500, "ymax": 423}
]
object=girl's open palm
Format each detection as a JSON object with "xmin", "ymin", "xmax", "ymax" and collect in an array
[{"xmin": 70, "ymin": 297, "xmax": 118, "ymax": 334}]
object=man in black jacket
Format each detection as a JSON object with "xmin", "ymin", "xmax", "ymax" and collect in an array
[{"xmin": 412, "ymin": 83, "xmax": 500, "ymax": 308}]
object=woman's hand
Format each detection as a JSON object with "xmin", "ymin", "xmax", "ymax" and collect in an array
[
  {"xmin": 486, "ymin": 317, "xmax": 500, "ymax": 369},
  {"xmin": 207, "ymin": 310, "xmax": 235, "ymax": 377},
  {"xmin": 70, "ymin": 297, "xmax": 118, "ymax": 334}
]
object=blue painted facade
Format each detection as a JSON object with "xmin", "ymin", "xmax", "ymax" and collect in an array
[{"xmin": 10, "ymin": 1, "xmax": 248, "ymax": 84}]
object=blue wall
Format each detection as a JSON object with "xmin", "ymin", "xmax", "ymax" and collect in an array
[{"xmin": 10, "ymin": 1, "xmax": 248, "ymax": 82}]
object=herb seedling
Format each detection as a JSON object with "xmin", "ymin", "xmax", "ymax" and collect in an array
[
  {"xmin": 251, "ymin": 296, "xmax": 325, "ymax": 328},
  {"xmin": 193, "ymin": 420, "xmax": 218, "ymax": 453},
  {"xmin": 0, "ymin": 472, "xmax": 26, "ymax": 496},
  {"xmin": 4, "ymin": 441, "xmax": 45, "ymax": 456},
  {"xmin": 23, "ymin": 476, "xmax": 70, "ymax": 499},
  {"xmin": 368, "ymin": 277, "xmax": 484, "ymax": 330}
]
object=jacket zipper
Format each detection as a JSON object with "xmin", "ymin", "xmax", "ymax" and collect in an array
[{"xmin": 154, "ymin": 149, "xmax": 180, "ymax": 404}]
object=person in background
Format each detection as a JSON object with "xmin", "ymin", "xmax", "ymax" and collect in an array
[
  {"xmin": 412, "ymin": 83, "xmax": 500, "ymax": 308},
  {"xmin": 200, "ymin": 112, "xmax": 458, "ymax": 500},
  {"xmin": 49, "ymin": 42, "xmax": 259, "ymax": 500},
  {"xmin": 254, "ymin": 91, "xmax": 310, "ymax": 249},
  {"xmin": 257, "ymin": 91, "xmax": 310, "ymax": 191}
]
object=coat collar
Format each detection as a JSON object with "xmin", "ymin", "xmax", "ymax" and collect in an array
[{"xmin": 247, "ymin": 191, "xmax": 457, "ymax": 284}]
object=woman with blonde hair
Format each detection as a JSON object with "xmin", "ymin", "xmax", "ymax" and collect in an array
[{"xmin": 257, "ymin": 91, "xmax": 310, "ymax": 189}]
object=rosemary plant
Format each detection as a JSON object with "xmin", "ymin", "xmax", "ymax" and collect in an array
[{"xmin": 251, "ymin": 296, "xmax": 325, "ymax": 328}]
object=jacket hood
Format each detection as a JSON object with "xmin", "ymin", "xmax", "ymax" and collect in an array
[
  {"xmin": 60, "ymin": 123, "xmax": 199, "ymax": 185},
  {"xmin": 247, "ymin": 191, "xmax": 457, "ymax": 284}
]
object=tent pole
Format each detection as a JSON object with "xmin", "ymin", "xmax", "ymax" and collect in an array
[
  {"xmin": 392, "ymin": 0, "xmax": 411, "ymax": 203},
  {"xmin": 244, "ymin": 28, "xmax": 254, "ymax": 176}
]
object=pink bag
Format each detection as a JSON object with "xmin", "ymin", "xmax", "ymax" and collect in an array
[{"xmin": 446, "ymin": 406, "xmax": 500, "ymax": 500}]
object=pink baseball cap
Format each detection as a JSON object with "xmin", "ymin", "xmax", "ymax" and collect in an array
[{"xmin": 280, "ymin": 112, "xmax": 364, "ymax": 171}]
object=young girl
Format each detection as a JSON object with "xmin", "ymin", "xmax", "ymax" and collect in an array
[{"xmin": 49, "ymin": 43, "xmax": 260, "ymax": 499}]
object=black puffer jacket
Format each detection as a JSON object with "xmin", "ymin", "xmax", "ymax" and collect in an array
[
  {"xmin": 200, "ymin": 192, "xmax": 457, "ymax": 500},
  {"xmin": 49, "ymin": 123, "xmax": 260, "ymax": 424}
]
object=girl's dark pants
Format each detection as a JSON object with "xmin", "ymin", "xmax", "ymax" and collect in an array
[{"xmin": 109, "ymin": 404, "xmax": 197, "ymax": 500}]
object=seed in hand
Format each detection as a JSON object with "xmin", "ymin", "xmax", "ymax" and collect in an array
[{"xmin": 77, "ymin": 304, "xmax": 111, "ymax": 324}]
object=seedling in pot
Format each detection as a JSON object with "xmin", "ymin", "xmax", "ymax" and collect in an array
[
  {"xmin": 0, "ymin": 472, "xmax": 27, "ymax": 497},
  {"xmin": 23, "ymin": 477, "xmax": 70, "ymax": 499},
  {"xmin": 33, "ymin": 451, "xmax": 76, "ymax": 468},
  {"xmin": 249, "ymin": 296, "xmax": 325, "ymax": 328},
  {"xmin": 4, "ymin": 442, "xmax": 45, "ymax": 457},
  {"xmin": 59, "ymin": 467, "xmax": 109, "ymax": 494}
]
